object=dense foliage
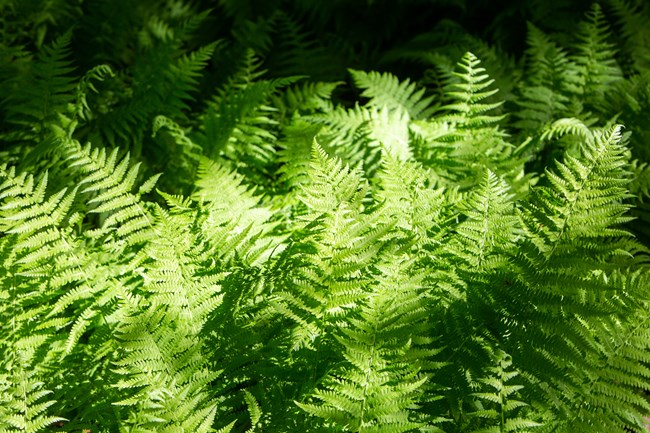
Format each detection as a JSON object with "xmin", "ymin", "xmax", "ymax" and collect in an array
[{"xmin": 1, "ymin": 0, "xmax": 650, "ymax": 432}]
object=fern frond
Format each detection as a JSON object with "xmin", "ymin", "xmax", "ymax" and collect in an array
[
  {"xmin": 85, "ymin": 13, "xmax": 216, "ymax": 152},
  {"xmin": 307, "ymin": 103, "xmax": 380, "ymax": 173},
  {"xmin": 308, "ymin": 103, "xmax": 413, "ymax": 175},
  {"xmin": 374, "ymin": 151, "xmax": 453, "ymax": 249},
  {"xmin": 439, "ymin": 51, "xmax": 505, "ymax": 125},
  {"xmin": 607, "ymin": 0, "xmax": 650, "ymax": 73},
  {"xmin": 448, "ymin": 169, "xmax": 518, "ymax": 271},
  {"xmin": 564, "ymin": 307, "xmax": 650, "ymax": 432},
  {"xmin": 513, "ymin": 24, "xmax": 577, "ymax": 133},
  {"xmin": 276, "ymin": 119, "xmax": 321, "ymax": 193},
  {"xmin": 65, "ymin": 142, "xmax": 158, "ymax": 247},
  {"xmin": 191, "ymin": 157, "xmax": 278, "ymax": 266},
  {"xmin": 73, "ymin": 64, "xmax": 115, "ymax": 123},
  {"xmin": 151, "ymin": 115, "xmax": 204, "ymax": 194},
  {"xmin": 272, "ymin": 80, "xmax": 341, "ymax": 118},
  {"xmin": 0, "ymin": 360, "xmax": 65, "ymax": 433},
  {"xmin": 165, "ymin": 42, "xmax": 219, "ymax": 116},
  {"xmin": 500, "ymin": 125, "xmax": 649, "ymax": 431},
  {"xmin": 520, "ymin": 125, "xmax": 635, "ymax": 262},
  {"xmin": 415, "ymin": 52, "xmax": 519, "ymax": 190},
  {"xmin": 269, "ymin": 143, "xmax": 388, "ymax": 350},
  {"xmin": 349, "ymin": 69, "xmax": 435, "ymax": 119},
  {"xmin": 297, "ymin": 255, "xmax": 432, "ymax": 433},
  {"xmin": 137, "ymin": 205, "xmax": 225, "ymax": 329},
  {"xmin": 572, "ymin": 4, "xmax": 624, "ymax": 102},
  {"xmin": 112, "ymin": 307, "xmax": 221, "ymax": 433},
  {"xmin": 298, "ymin": 141, "xmax": 368, "ymax": 216},
  {"xmin": 467, "ymin": 351, "xmax": 541, "ymax": 433},
  {"xmin": 0, "ymin": 164, "xmax": 84, "ymax": 296},
  {"xmin": 198, "ymin": 50, "xmax": 301, "ymax": 182},
  {"xmin": 1, "ymin": 30, "xmax": 76, "ymax": 153}
]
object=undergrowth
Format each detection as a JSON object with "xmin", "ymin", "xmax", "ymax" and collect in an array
[{"xmin": 1, "ymin": 1, "xmax": 649, "ymax": 432}]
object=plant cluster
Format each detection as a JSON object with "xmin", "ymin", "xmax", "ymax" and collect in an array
[{"xmin": 1, "ymin": 0, "xmax": 649, "ymax": 432}]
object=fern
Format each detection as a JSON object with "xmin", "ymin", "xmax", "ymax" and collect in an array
[
  {"xmin": 0, "ymin": 166, "xmax": 78, "ymax": 432},
  {"xmin": 467, "ymin": 351, "xmax": 541, "ymax": 433},
  {"xmin": 308, "ymin": 103, "xmax": 416, "ymax": 177},
  {"xmin": 273, "ymin": 80, "xmax": 341, "ymax": 118},
  {"xmin": 519, "ymin": 125, "xmax": 635, "ymax": 262},
  {"xmin": 268, "ymin": 143, "xmax": 382, "ymax": 350},
  {"xmin": 349, "ymin": 69, "xmax": 435, "ymax": 120},
  {"xmin": 190, "ymin": 156, "xmax": 279, "ymax": 266},
  {"xmin": 112, "ymin": 306, "xmax": 222, "ymax": 433},
  {"xmin": 414, "ymin": 52, "xmax": 521, "ymax": 190},
  {"xmin": 83, "ymin": 10, "xmax": 216, "ymax": 156},
  {"xmin": 503, "ymin": 125, "xmax": 649, "ymax": 431},
  {"xmin": 65, "ymin": 143, "xmax": 158, "ymax": 248},
  {"xmin": 297, "ymin": 255, "xmax": 433, "ymax": 433},
  {"xmin": 0, "ymin": 361, "xmax": 65, "ymax": 433},
  {"xmin": 572, "ymin": 4, "xmax": 624, "ymax": 107},
  {"xmin": 513, "ymin": 24, "xmax": 577, "ymax": 133},
  {"xmin": 607, "ymin": 0, "xmax": 650, "ymax": 73},
  {"xmin": 197, "ymin": 50, "xmax": 301, "ymax": 185},
  {"xmin": 449, "ymin": 169, "xmax": 518, "ymax": 272},
  {"xmin": 2, "ymin": 3, "xmax": 650, "ymax": 433},
  {"xmin": 0, "ymin": 30, "xmax": 76, "ymax": 160},
  {"xmin": 307, "ymin": 103, "xmax": 383, "ymax": 174}
]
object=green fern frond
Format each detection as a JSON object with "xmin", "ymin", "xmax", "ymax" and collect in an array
[
  {"xmin": 298, "ymin": 141, "xmax": 368, "ymax": 216},
  {"xmin": 368, "ymin": 107, "xmax": 412, "ymax": 162},
  {"xmin": 66, "ymin": 142, "xmax": 158, "ymax": 247},
  {"xmin": 513, "ymin": 24, "xmax": 577, "ymax": 132},
  {"xmin": 0, "ymin": 163, "xmax": 83, "ymax": 298},
  {"xmin": 607, "ymin": 0, "xmax": 650, "ymax": 73},
  {"xmin": 414, "ymin": 52, "xmax": 519, "ymax": 190},
  {"xmin": 381, "ymin": 19, "xmax": 520, "ymax": 102},
  {"xmin": 191, "ymin": 157, "xmax": 278, "ymax": 266},
  {"xmin": 374, "ymin": 151, "xmax": 453, "ymax": 249},
  {"xmin": 152, "ymin": 116, "xmax": 202, "ymax": 158},
  {"xmin": 85, "ymin": 13, "xmax": 216, "ymax": 152},
  {"xmin": 440, "ymin": 52, "xmax": 505, "ymax": 126},
  {"xmin": 572, "ymin": 4, "xmax": 624, "ymax": 102},
  {"xmin": 307, "ymin": 103, "xmax": 379, "ymax": 173},
  {"xmin": 112, "ymin": 307, "xmax": 221, "ymax": 433},
  {"xmin": 501, "ymin": 124, "xmax": 648, "ymax": 431},
  {"xmin": 539, "ymin": 117, "xmax": 597, "ymax": 145},
  {"xmin": 0, "ymin": 361, "xmax": 65, "ymax": 433},
  {"xmin": 0, "ymin": 168, "xmax": 74, "ymax": 427},
  {"xmin": 297, "ymin": 255, "xmax": 432, "ymax": 433},
  {"xmin": 1, "ymin": 30, "xmax": 76, "ymax": 150},
  {"xmin": 0, "ymin": 162, "xmax": 93, "ymax": 367},
  {"xmin": 273, "ymin": 80, "xmax": 341, "ymax": 118},
  {"xmin": 519, "ymin": 125, "xmax": 635, "ymax": 262},
  {"xmin": 349, "ymin": 69, "xmax": 435, "ymax": 120},
  {"xmin": 308, "ymin": 103, "xmax": 413, "ymax": 175},
  {"xmin": 269, "ymin": 143, "xmax": 388, "ymax": 350},
  {"xmin": 198, "ymin": 50, "xmax": 301, "ymax": 182},
  {"xmin": 564, "ymin": 307, "xmax": 650, "ymax": 432},
  {"xmin": 276, "ymin": 119, "xmax": 322, "ymax": 194},
  {"xmin": 152, "ymin": 115, "xmax": 204, "ymax": 194},
  {"xmin": 137, "ymin": 205, "xmax": 225, "ymax": 329},
  {"xmin": 449, "ymin": 169, "xmax": 518, "ymax": 271},
  {"xmin": 243, "ymin": 390, "xmax": 262, "ymax": 433},
  {"xmin": 467, "ymin": 350, "xmax": 541, "ymax": 433}
]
